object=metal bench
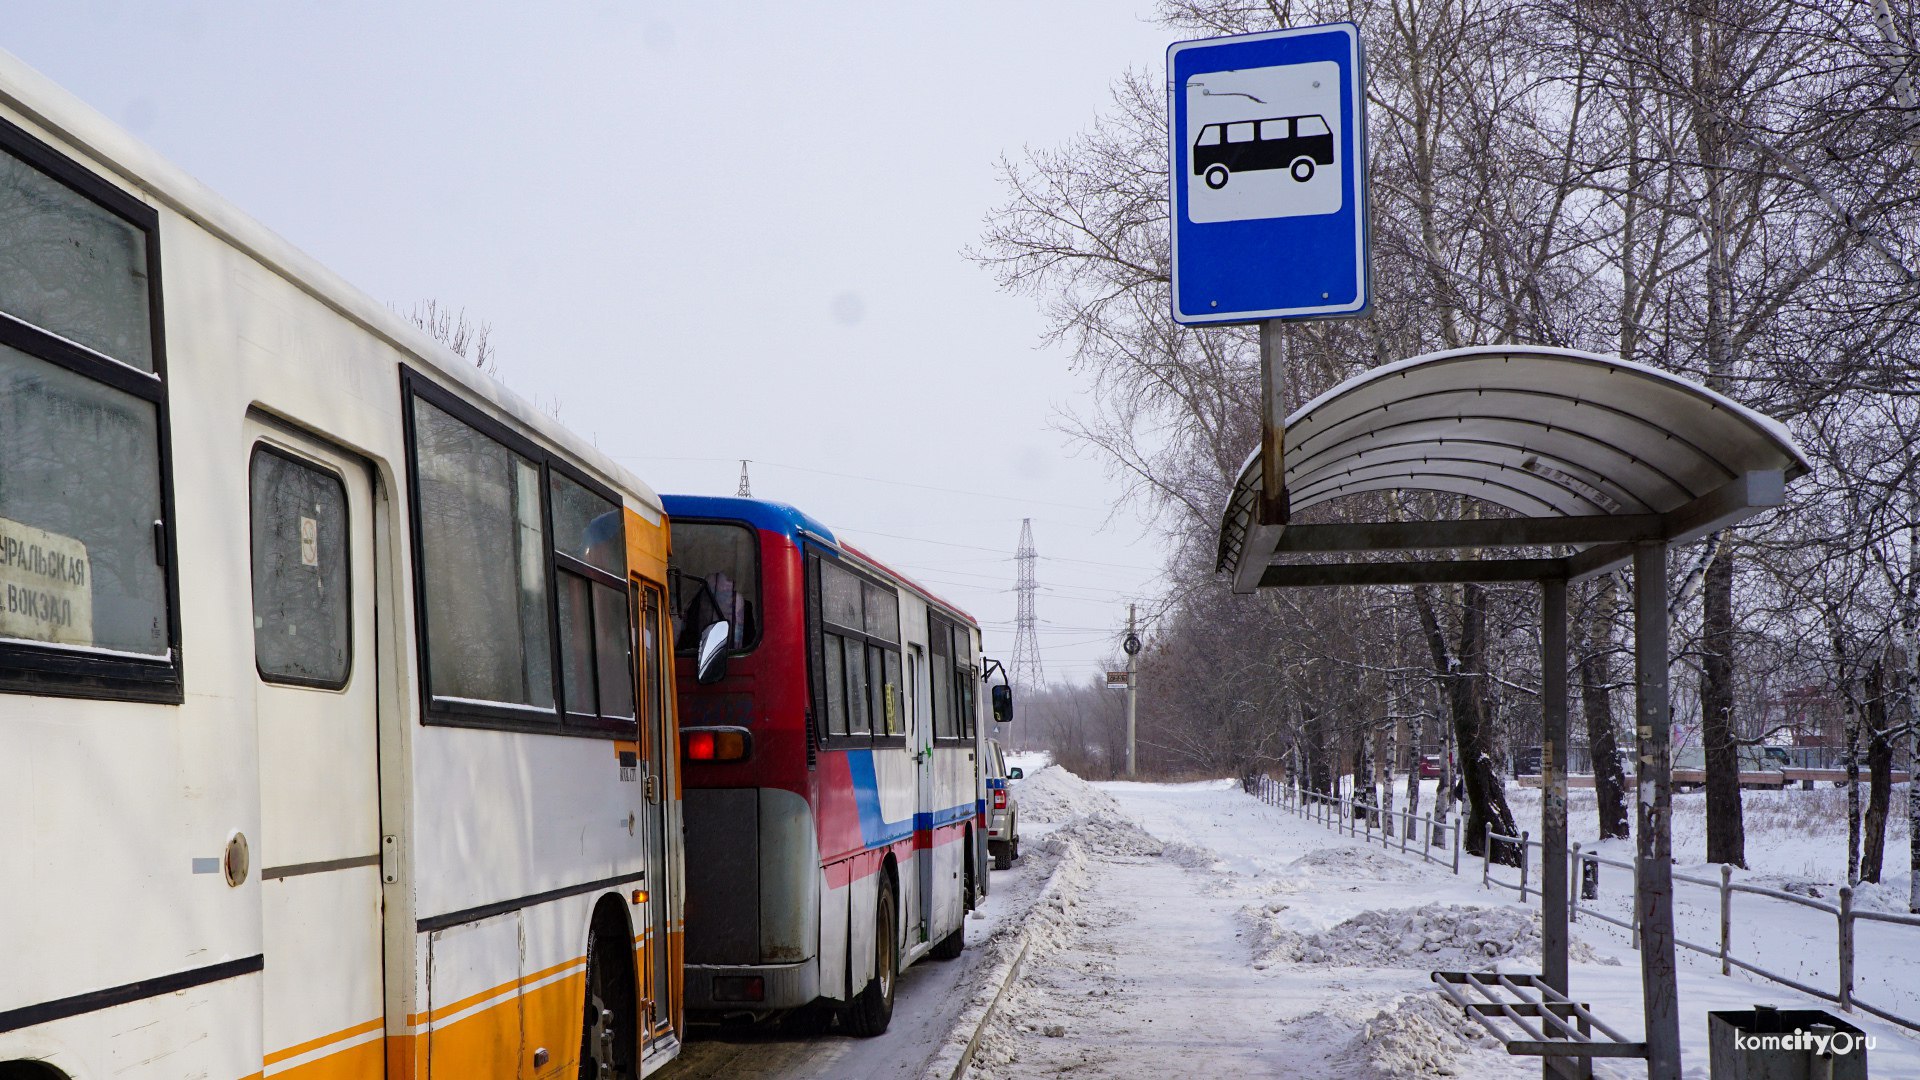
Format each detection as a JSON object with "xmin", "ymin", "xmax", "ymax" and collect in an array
[{"xmin": 1431, "ymin": 970, "xmax": 1649, "ymax": 1080}]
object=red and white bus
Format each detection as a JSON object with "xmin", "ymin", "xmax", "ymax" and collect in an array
[{"xmin": 662, "ymin": 496, "xmax": 1011, "ymax": 1033}]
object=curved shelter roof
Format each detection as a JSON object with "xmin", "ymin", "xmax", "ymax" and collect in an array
[{"xmin": 1218, "ymin": 346, "xmax": 1810, "ymax": 591}]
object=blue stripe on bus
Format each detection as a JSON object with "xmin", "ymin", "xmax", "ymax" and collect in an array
[
  {"xmin": 912, "ymin": 804, "xmax": 976, "ymax": 831},
  {"xmin": 847, "ymin": 750, "xmax": 977, "ymax": 847}
]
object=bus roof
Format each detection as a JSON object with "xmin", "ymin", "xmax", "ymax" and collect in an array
[
  {"xmin": 661, "ymin": 495, "xmax": 837, "ymax": 544},
  {"xmin": 661, "ymin": 494, "xmax": 979, "ymax": 629}
]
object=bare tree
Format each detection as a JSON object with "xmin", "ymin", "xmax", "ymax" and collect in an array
[{"xmin": 404, "ymin": 299, "xmax": 496, "ymax": 375}]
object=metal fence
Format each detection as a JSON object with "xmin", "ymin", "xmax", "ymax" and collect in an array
[{"xmin": 1240, "ymin": 773, "xmax": 1920, "ymax": 1033}]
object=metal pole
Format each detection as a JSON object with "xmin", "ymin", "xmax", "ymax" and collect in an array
[
  {"xmin": 1719, "ymin": 864, "xmax": 1732, "ymax": 976},
  {"xmin": 1125, "ymin": 602, "xmax": 1138, "ymax": 777},
  {"xmin": 1543, "ymin": 577, "xmax": 1571, "ymax": 999},
  {"xmin": 1258, "ymin": 320, "xmax": 1288, "ymax": 526},
  {"xmin": 1634, "ymin": 542, "xmax": 1681, "ymax": 1077},
  {"xmin": 1839, "ymin": 886, "xmax": 1855, "ymax": 1010}
]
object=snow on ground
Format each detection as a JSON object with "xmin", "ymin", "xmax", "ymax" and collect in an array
[
  {"xmin": 961, "ymin": 773, "xmax": 1920, "ymax": 1079},
  {"xmin": 1494, "ymin": 780, "xmax": 1920, "ymax": 1026}
]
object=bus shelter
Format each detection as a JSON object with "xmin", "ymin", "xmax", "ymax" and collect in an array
[{"xmin": 1215, "ymin": 345, "xmax": 1809, "ymax": 1078}]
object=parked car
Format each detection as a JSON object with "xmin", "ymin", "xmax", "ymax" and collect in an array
[
  {"xmin": 986, "ymin": 740, "xmax": 1022, "ymax": 870},
  {"xmin": 1513, "ymin": 745, "xmax": 1543, "ymax": 776},
  {"xmin": 1418, "ymin": 754, "xmax": 1444, "ymax": 779}
]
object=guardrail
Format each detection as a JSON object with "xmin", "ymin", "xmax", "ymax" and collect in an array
[{"xmin": 1238, "ymin": 773, "xmax": 1920, "ymax": 1033}]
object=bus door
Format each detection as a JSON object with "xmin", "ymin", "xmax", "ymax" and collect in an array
[
  {"xmin": 245, "ymin": 421, "xmax": 386, "ymax": 1074},
  {"xmin": 910, "ymin": 641, "xmax": 935, "ymax": 944},
  {"xmin": 636, "ymin": 581, "xmax": 676, "ymax": 1041}
]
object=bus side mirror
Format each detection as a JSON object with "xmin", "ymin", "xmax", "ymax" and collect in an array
[
  {"xmin": 695, "ymin": 620, "xmax": 731, "ymax": 685},
  {"xmin": 991, "ymin": 684, "xmax": 1013, "ymax": 723},
  {"xmin": 1008, "ymin": 766, "xmax": 1023, "ymax": 780}
]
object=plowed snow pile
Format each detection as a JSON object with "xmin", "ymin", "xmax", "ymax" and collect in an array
[
  {"xmin": 1017, "ymin": 766, "xmax": 1166, "ymax": 857},
  {"xmin": 1289, "ymin": 845, "xmax": 1424, "ymax": 882},
  {"xmin": 1245, "ymin": 903, "xmax": 1611, "ymax": 970},
  {"xmin": 1014, "ymin": 765, "xmax": 1124, "ymax": 823},
  {"xmin": 1345, "ymin": 991, "xmax": 1506, "ymax": 1078}
]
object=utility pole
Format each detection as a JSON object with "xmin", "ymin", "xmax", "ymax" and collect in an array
[{"xmin": 1124, "ymin": 603, "xmax": 1140, "ymax": 776}]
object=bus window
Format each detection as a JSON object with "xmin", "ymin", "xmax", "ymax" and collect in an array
[
  {"xmin": 0, "ymin": 145, "xmax": 156, "ymax": 370},
  {"xmin": 881, "ymin": 650, "xmax": 904, "ymax": 735},
  {"xmin": 929, "ymin": 615, "xmax": 953, "ymax": 739},
  {"xmin": 845, "ymin": 639, "xmax": 871, "ymax": 735},
  {"xmin": 552, "ymin": 473, "xmax": 634, "ymax": 725},
  {"xmin": 411, "ymin": 396, "xmax": 555, "ymax": 713},
  {"xmin": 824, "ymin": 634, "xmax": 849, "ymax": 735},
  {"xmin": 0, "ymin": 137, "xmax": 173, "ymax": 683},
  {"xmin": 671, "ymin": 520, "xmax": 758, "ymax": 653},
  {"xmin": 1226, "ymin": 122, "xmax": 1256, "ymax": 143},
  {"xmin": 249, "ymin": 446, "xmax": 350, "ymax": 687},
  {"xmin": 1194, "ymin": 124, "xmax": 1223, "ymax": 147}
]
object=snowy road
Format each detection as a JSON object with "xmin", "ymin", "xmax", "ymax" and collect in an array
[{"xmin": 659, "ymin": 844, "xmax": 1056, "ymax": 1080}]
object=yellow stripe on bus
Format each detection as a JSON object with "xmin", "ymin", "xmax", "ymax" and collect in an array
[
  {"xmin": 262, "ymin": 1016, "xmax": 386, "ymax": 1067},
  {"xmin": 406, "ymin": 954, "xmax": 586, "ymax": 1026}
]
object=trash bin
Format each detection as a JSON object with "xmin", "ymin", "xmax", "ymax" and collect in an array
[{"xmin": 1708, "ymin": 1006, "xmax": 1869, "ymax": 1079}]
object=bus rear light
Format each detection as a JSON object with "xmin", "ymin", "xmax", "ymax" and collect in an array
[
  {"xmin": 683, "ymin": 726, "xmax": 751, "ymax": 763},
  {"xmin": 993, "ymin": 789, "xmax": 1007, "ymax": 810},
  {"xmin": 712, "ymin": 975, "xmax": 765, "ymax": 1003}
]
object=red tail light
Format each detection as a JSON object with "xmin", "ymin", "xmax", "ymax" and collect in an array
[
  {"xmin": 993, "ymin": 789, "xmax": 1008, "ymax": 810},
  {"xmin": 683, "ymin": 727, "xmax": 750, "ymax": 763}
]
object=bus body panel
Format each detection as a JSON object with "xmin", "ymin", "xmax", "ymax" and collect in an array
[{"xmin": 0, "ymin": 50, "xmax": 685, "ymax": 1077}]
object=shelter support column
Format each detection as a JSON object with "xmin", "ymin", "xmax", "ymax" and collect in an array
[
  {"xmin": 1633, "ymin": 543, "xmax": 1681, "ymax": 1076},
  {"xmin": 1542, "ymin": 577, "xmax": 1574, "ymax": 1080},
  {"xmin": 1541, "ymin": 577, "xmax": 1569, "ymax": 998}
]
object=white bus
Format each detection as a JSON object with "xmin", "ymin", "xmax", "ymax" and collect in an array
[{"xmin": 0, "ymin": 50, "xmax": 685, "ymax": 1079}]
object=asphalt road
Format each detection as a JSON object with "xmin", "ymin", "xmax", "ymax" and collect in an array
[{"xmin": 657, "ymin": 868, "xmax": 1027, "ymax": 1080}]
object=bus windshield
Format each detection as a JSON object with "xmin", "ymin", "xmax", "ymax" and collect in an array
[{"xmin": 671, "ymin": 519, "xmax": 759, "ymax": 654}]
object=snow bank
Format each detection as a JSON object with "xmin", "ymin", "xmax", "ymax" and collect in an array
[
  {"xmin": 1288, "ymin": 845, "xmax": 1425, "ymax": 882},
  {"xmin": 1014, "ymin": 764, "xmax": 1124, "ymax": 824},
  {"xmin": 1015, "ymin": 765, "xmax": 1167, "ymax": 857},
  {"xmin": 1244, "ymin": 902, "xmax": 1613, "ymax": 970},
  {"xmin": 1344, "ymin": 991, "xmax": 1507, "ymax": 1078}
]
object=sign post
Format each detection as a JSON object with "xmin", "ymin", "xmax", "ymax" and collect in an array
[
  {"xmin": 1168, "ymin": 22, "xmax": 1369, "ymax": 523},
  {"xmin": 1123, "ymin": 605, "xmax": 1142, "ymax": 776}
]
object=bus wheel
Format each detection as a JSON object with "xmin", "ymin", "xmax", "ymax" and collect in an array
[
  {"xmin": 1204, "ymin": 164, "xmax": 1230, "ymax": 189},
  {"xmin": 844, "ymin": 876, "xmax": 898, "ymax": 1036},
  {"xmin": 1290, "ymin": 157, "xmax": 1315, "ymax": 182},
  {"xmin": 578, "ymin": 900, "xmax": 638, "ymax": 1079}
]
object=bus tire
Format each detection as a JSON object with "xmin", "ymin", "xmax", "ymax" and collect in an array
[
  {"xmin": 1290, "ymin": 157, "xmax": 1315, "ymax": 182},
  {"xmin": 1204, "ymin": 164, "xmax": 1230, "ymax": 189},
  {"xmin": 578, "ymin": 898, "xmax": 639, "ymax": 1079},
  {"xmin": 844, "ymin": 876, "xmax": 898, "ymax": 1036}
]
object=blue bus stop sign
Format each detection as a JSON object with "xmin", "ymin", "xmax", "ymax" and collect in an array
[{"xmin": 1168, "ymin": 24, "xmax": 1368, "ymax": 325}]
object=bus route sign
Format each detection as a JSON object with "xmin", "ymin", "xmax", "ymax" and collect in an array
[{"xmin": 1167, "ymin": 23, "xmax": 1369, "ymax": 325}]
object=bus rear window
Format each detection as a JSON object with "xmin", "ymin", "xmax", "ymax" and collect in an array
[{"xmin": 671, "ymin": 520, "xmax": 758, "ymax": 654}]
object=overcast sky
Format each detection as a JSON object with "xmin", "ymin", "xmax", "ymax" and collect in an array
[{"xmin": 8, "ymin": 2, "xmax": 1184, "ymax": 683}]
